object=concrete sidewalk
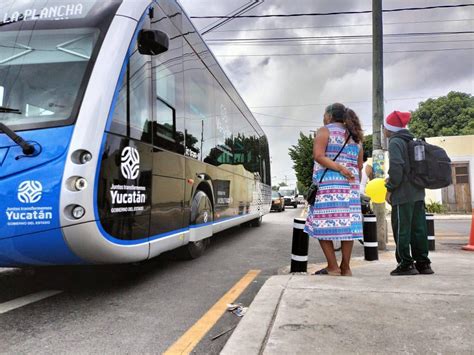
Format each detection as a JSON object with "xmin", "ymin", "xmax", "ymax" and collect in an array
[{"xmin": 221, "ymin": 251, "xmax": 474, "ymax": 354}]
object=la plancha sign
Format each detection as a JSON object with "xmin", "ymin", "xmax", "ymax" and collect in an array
[{"xmin": 2, "ymin": 2, "xmax": 90, "ymax": 24}]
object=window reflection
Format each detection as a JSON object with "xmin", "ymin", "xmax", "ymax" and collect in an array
[
  {"xmin": 109, "ymin": 40, "xmax": 152, "ymax": 144},
  {"xmin": 152, "ymin": 6, "xmax": 185, "ymax": 154}
]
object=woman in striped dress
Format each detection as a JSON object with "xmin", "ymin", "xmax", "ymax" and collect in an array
[{"xmin": 305, "ymin": 103, "xmax": 364, "ymax": 276}]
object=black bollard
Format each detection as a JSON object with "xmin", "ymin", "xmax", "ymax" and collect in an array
[
  {"xmin": 291, "ymin": 218, "xmax": 309, "ymax": 272},
  {"xmin": 363, "ymin": 214, "xmax": 378, "ymax": 261},
  {"xmin": 426, "ymin": 213, "xmax": 435, "ymax": 251}
]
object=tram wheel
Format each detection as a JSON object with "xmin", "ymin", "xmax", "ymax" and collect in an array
[
  {"xmin": 250, "ymin": 215, "xmax": 263, "ymax": 227},
  {"xmin": 177, "ymin": 191, "xmax": 213, "ymax": 259}
]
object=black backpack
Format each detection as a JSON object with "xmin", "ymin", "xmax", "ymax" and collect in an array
[{"xmin": 405, "ymin": 139, "xmax": 452, "ymax": 189}]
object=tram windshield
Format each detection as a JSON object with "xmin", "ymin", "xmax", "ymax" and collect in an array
[
  {"xmin": 0, "ymin": 0, "xmax": 121, "ymax": 130},
  {"xmin": 0, "ymin": 28, "xmax": 99, "ymax": 128}
]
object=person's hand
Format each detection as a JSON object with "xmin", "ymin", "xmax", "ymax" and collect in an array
[
  {"xmin": 338, "ymin": 164, "xmax": 355, "ymax": 182},
  {"xmin": 385, "ymin": 191, "xmax": 392, "ymax": 205}
]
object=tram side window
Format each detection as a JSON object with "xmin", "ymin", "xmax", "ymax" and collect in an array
[
  {"xmin": 259, "ymin": 136, "xmax": 271, "ymax": 185},
  {"xmin": 151, "ymin": 7, "xmax": 185, "ymax": 153},
  {"xmin": 130, "ymin": 51, "xmax": 153, "ymax": 144},
  {"xmin": 212, "ymin": 85, "xmax": 233, "ymax": 167},
  {"xmin": 232, "ymin": 113, "xmax": 260, "ymax": 175},
  {"xmin": 183, "ymin": 41, "xmax": 216, "ymax": 162},
  {"xmin": 156, "ymin": 99, "xmax": 174, "ymax": 138},
  {"xmin": 109, "ymin": 70, "xmax": 127, "ymax": 135},
  {"xmin": 109, "ymin": 43, "xmax": 153, "ymax": 144}
]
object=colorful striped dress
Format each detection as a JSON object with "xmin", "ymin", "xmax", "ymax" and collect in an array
[{"xmin": 304, "ymin": 123, "xmax": 363, "ymax": 241}]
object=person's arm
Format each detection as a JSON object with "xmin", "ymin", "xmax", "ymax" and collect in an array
[
  {"xmin": 358, "ymin": 146, "xmax": 364, "ymax": 177},
  {"xmin": 366, "ymin": 164, "xmax": 373, "ymax": 180},
  {"xmin": 313, "ymin": 127, "xmax": 354, "ymax": 181},
  {"xmin": 385, "ymin": 139, "xmax": 405, "ymax": 192}
]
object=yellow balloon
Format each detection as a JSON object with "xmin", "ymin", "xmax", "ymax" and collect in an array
[{"xmin": 365, "ymin": 178, "xmax": 387, "ymax": 203}]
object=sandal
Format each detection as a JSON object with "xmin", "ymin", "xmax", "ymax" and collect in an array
[{"xmin": 314, "ymin": 268, "xmax": 341, "ymax": 276}]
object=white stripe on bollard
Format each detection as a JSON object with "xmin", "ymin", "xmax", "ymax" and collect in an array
[
  {"xmin": 291, "ymin": 254, "xmax": 309, "ymax": 262},
  {"xmin": 426, "ymin": 215, "xmax": 435, "ymax": 220},
  {"xmin": 293, "ymin": 223, "xmax": 305, "ymax": 230},
  {"xmin": 363, "ymin": 217, "xmax": 377, "ymax": 222},
  {"xmin": 364, "ymin": 242, "xmax": 379, "ymax": 247},
  {"xmin": 428, "ymin": 235, "xmax": 435, "ymax": 240}
]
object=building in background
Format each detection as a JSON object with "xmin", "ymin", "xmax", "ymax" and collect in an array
[{"xmin": 425, "ymin": 135, "xmax": 473, "ymax": 213}]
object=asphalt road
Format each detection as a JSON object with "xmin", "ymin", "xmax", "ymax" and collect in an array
[{"xmin": 0, "ymin": 208, "xmax": 469, "ymax": 354}]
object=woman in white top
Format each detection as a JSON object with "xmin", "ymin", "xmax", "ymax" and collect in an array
[{"xmin": 359, "ymin": 152, "xmax": 373, "ymax": 195}]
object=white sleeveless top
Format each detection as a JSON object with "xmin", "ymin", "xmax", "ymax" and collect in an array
[{"xmin": 360, "ymin": 162, "xmax": 370, "ymax": 194}]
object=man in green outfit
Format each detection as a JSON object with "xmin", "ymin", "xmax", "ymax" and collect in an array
[{"xmin": 384, "ymin": 111, "xmax": 434, "ymax": 276}]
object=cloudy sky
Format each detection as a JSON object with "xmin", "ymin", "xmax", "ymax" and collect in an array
[{"xmin": 178, "ymin": 0, "xmax": 474, "ymax": 187}]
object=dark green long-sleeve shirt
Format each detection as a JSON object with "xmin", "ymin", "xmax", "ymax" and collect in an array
[{"xmin": 385, "ymin": 130, "xmax": 425, "ymax": 206}]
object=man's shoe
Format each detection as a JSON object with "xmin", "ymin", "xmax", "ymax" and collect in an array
[
  {"xmin": 415, "ymin": 262, "xmax": 434, "ymax": 275},
  {"xmin": 390, "ymin": 264, "xmax": 419, "ymax": 276}
]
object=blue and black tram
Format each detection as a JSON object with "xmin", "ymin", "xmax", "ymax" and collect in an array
[{"xmin": 0, "ymin": 0, "xmax": 271, "ymax": 266}]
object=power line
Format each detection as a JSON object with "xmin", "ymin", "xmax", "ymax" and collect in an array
[
  {"xmin": 201, "ymin": 1, "xmax": 264, "ymax": 35},
  {"xmin": 209, "ymin": 39, "xmax": 474, "ymax": 47},
  {"xmin": 254, "ymin": 112, "xmax": 321, "ymax": 124},
  {"xmin": 206, "ymin": 31, "xmax": 474, "ymax": 43},
  {"xmin": 215, "ymin": 47, "xmax": 474, "ymax": 57},
  {"xmin": 191, "ymin": 4, "xmax": 474, "ymax": 19},
  {"xmin": 250, "ymin": 96, "xmax": 439, "ymax": 109},
  {"xmin": 261, "ymin": 125, "xmax": 331, "ymax": 128},
  {"xmin": 199, "ymin": 2, "xmax": 252, "ymax": 34},
  {"xmin": 208, "ymin": 18, "xmax": 474, "ymax": 33},
  {"xmin": 253, "ymin": 112, "xmax": 372, "ymax": 127}
]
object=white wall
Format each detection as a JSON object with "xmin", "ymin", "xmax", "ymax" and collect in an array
[{"xmin": 425, "ymin": 136, "xmax": 474, "ymax": 209}]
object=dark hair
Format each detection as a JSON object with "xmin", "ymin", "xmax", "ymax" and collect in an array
[{"xmin": 325, "ymin": 103, "xmax": 364, "ymax": 144}]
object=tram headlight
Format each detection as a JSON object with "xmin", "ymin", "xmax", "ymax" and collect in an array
[
  {"xmin": 74, "ymin": 177, "xmax": 88, "ymax": 191},
  {"xmin": 71, "ymin": 150, "xmax": 93, "ymax": 165},
  {"xmin": 79, "ymin": 151, "xmax": 93, "ymax": 164},
  {"xmin": 71, "ymin": 205, "xmax": 86, "ymax": 220},
  {"xmin": 66, "ymin": 176, "xmax": 88, "ymax": 192}
]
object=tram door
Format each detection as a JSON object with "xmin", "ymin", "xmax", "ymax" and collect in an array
[{"xmin": 149, "ymin": 4, "xmax": 187, "ymax": 237}]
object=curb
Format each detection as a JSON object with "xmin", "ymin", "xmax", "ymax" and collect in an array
[
  {"xmin": 220, "ymin": 276, "xmax": 292, "ymax": 355},
  {"xmin": 222, "ymin": 252, "xmax": 395, "ymax": 355}
]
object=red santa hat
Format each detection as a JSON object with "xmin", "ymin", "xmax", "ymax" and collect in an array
[{"xmin": 384, "ymin": 111, "xmax": 411, "ymax": 132}]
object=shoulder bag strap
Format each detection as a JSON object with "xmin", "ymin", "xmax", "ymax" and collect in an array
[{"xmin": 318, "ymin": 135, "xmax": 351, "ymax": 184}]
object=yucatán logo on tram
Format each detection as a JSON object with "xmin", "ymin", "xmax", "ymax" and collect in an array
[
  {"xmin": 5, "ymin": 181, "xmax": 53, "ymax": 227},
  {"xmin": 18, "ymin": 180, "xmax": 43, "ymax": 204},
  {"xmin": 110, "ymin": 147, "xmax": 147, "ymax": 214},
  {"xmin": 121, "ymin": 146, "xmax": 140, "ymax": 180}
]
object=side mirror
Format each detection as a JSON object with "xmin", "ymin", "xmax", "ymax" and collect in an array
[{"xmin": 138, "ymin": 29, "xmax": 169, "ymax": 56}]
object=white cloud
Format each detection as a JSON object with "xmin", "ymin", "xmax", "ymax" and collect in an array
[{"xmin": 179, "ymin": 0, "xmax": 474, "ymax": 185}]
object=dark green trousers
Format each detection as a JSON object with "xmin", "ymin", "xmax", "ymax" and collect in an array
[{"xmin": 391, "ymin": 201, "xmax": 431, "ymax": 267}]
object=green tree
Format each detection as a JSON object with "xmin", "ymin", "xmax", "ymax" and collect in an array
[
  {"xmin": 410, "ymin": 91, "xmax": 474, "ymax": 138},
  {"xmin": 296, "ymin": 180, "xmax": 305, "ymax": 195},
  {"xmin": 288, "ymin": 133, "xmax": 314, "ymax": 190},
  {"xmin": 363, "ymin": 134, "xmax": 373, "ymax": 157}
]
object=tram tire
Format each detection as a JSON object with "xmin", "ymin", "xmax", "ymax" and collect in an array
[
  {"xmin": 250, "ymin": 215, "xmax": 263, "ymax": 227},
  {"xmin": 177, "ymin": 191, "xmax": 213, "ymax": 260}
]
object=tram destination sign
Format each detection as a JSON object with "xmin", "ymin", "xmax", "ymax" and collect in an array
[{"xmin": 1, "ymin": 1, "xmax": 96, "ymax": 25}]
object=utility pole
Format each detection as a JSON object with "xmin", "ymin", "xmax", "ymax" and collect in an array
[{"xmin": 372, "ymin": 0, "xmax": 387, "ymax": 250}]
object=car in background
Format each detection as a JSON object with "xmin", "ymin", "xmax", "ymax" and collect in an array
[
  {"xmin": 271, "ymin": 191, "xmax": 285, "ymax": 212},
  {"xmin": 279, "ymin": 188, "xmax": 298, "ymax": 208},
  {"xmin": 297, "ymin": 195, "xmax": 305, "ymax": 205}
]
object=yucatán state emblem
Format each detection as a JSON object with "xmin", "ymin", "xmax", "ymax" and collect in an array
[
  {"xmin": 121, "ymin": 147, "xmax": 140, "ymax": 180},
  {"xmin": 18, "ymin": 180, "xmax": 43, "ymax": 204}
]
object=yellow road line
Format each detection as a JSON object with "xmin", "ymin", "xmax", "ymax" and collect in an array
[{"xmin": 164, "ymin": 269, "xmax": 261, "ymax": 355}]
